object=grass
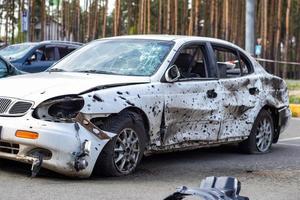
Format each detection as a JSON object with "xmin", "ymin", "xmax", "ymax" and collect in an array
[
  {"xmin": 289, "ymin": 95, "xmax": 300, "ymax": 104},
  {"xmin": 286, "ymin": 80, "xmax": 300, "ymax": 91},
  {"xmin": 286, "ymin": 80, "xmax": 300, "ymax": 106},
  {"xmin": 284, "ymin": 80, "xmax": 300, "ymax": 116}
]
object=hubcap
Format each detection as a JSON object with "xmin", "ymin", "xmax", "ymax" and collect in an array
[
  {"xmin": 255, "ymin": 118, "xmax": 272, "ymax": 152},
  {"xmin": 113, "ymin": 128, "xmax": 140, "ymax": 174}
]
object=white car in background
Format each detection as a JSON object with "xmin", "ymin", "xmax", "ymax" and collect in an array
[{"xmin": 0, "ymin": 35, "xmax": 290, "ymax": 177}]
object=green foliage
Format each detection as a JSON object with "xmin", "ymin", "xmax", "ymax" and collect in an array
[
  {"xmin": 49, "ymin": 0, "xmax": 60, "ymax": 6},
  {"xmin": 289, "ymin": 95, "xmax": 300, "ymax": 104},
  {"xmin": 286, "ymin": 80, "xmax": 300, "ymax": 90},
  {"xmin": 129, "ymin": 26, "xmax": 137, "ymax": 35}
]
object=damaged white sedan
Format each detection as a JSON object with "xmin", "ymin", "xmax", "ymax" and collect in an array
[{"xmin": 0, "ymin": 35, "xmax": 291, "ymax": 177}]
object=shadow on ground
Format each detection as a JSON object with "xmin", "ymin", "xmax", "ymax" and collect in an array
[{"xmin": 1, "ymin": 143, "xmax": 295, "ymax": 182}]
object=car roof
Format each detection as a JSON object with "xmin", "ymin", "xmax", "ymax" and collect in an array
[
  {"xmin": 106, "ymin": 34, "xmax": 234, "ymax": 45},
  {"xmin": 40, "ymin": 40, "xmax": 83, "ymax": 46},
  {"xmin": 11, "ymin": 41, "xmax": 83, "ymax": 47},
  {"xmin": 103, "ymin": 35, "xmax": 246, "ymax": 52}
]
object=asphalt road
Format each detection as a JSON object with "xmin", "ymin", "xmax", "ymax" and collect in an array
[{"xmin": 0, "ymin": 119, "xmax": 299, "ymax": 200}]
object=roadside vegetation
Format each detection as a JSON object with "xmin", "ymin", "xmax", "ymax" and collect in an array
[
  {"xmin": 286, "ymin": 80, "xmax": 300, "ymax": 91},
  {"xmin": 286, "ymin": 80, "xmax": 300, "ymax": 104},
  {"xmin": 286, "ymin": 80, "xmax": 300, "ymax": 117},
  {"xmin": 289, "ymin": 95, "xmax": 300, "ymax": 104}
]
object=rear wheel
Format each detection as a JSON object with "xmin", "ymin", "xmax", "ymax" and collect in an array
[
  {"xmin": 239, "ymin": 109, "xmax": 274, "ymax": 154},
  {"xmin": 94, "ymin": 111, "xmax": 146, "ymax": 176}
]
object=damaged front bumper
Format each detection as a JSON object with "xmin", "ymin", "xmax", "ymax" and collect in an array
[{"xmin": 0, "ymin": 113, "xmax": 113, "ymax": 178}]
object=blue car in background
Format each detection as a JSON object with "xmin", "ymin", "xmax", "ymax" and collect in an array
[{"xmin": 0, "ymin": 41, "xmax": 82, "ymax": 73}]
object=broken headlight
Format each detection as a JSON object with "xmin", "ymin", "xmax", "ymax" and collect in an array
[{"xmin": 33, "ymin": 95, "xmax": 84, "ymax": 122}]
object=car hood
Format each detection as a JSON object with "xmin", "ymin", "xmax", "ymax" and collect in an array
[{"xmin": 0, "ymin": 72, "xmax": 150, "ymax": 104}]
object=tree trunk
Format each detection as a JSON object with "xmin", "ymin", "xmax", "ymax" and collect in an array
[
  {"xmin": 102, "ymin": 0, "xmax": 108, "ymax": 38},
  {"xmin": 224, "ymin": 0, "xmax": 229, "ymax": 40},
  {"xmin": 232, "ymin": 0, "xmax": 239, "ymax": 43},
  {"xmin": 194, "ymin": 0, "xmax": 199, "ymax": 35},
  {"xmin": 85, "ymin": 0, "xmax": 90, "ymax": 41},
  {"xmin": 204, "ymin": 1, "xmax": 210, "ymax": 36},
  {"xmin": 188, "ymin": 0, "xmax": 193, "ymax": 35},
  {"xmin": 147, "ymin": 0, "xmax": 150, "ymax": 33},
  {"xmin": 268, "ymin": 0, "xmax": 276, "ymax": 61},
  {"xmin": 67, "ymin": 1, "xmax": 71, "ymax": 40},
  {"xmin": 5, "ymin": 2, "xmax": 9, "ymax": 44},
  {"xmin": 262, "ymin": 0, "xmax": 268, "ymax": 58},
  {"xmin": 143, "ymin": 0, "xmax": 146, "ymax": 33},
  {"xmin": 214, "ymin": 0, "xmax": 218, "ymax": 38},
  {"xmin": 91, "ymin": 0, "xmax": 98, "ymax": 39},
  {"xmin": 174, "ymin": 0, "xmax": 178, "ymax": 35},
  {"xmin": 77, "ymin": 0, "xmax": 81, "ymax": 41},
  {"xmin": 11, "ymin": 0, "xmax": 15, "ymax": 43},
  {"xmin": 274, "ymin": 0, "xmax": 282, "ymax": 76},
  {"xmin": 158, "ymin": 0, "xmax": 162, "ymax": 33},
  {"xmin": 138, "ymin": 0, "xmax": 143, "ymax": 33},
  {"xmin": 40, "ymin": 0, "xmax": 45, "ymax": 41},
  {"xmin": 127, "ymin": 0, "xmax": 132, "ymax": 34},
  {"xmin": 113, "ymin": 0, "xmax": 119, "ymax": 36},
  {"xmin": 181, "ymin": 0, "xmax": 187, "ymax": 35},
  {"xmin": 283, "ymin": 0, "xmax": 291, "ymax": 79},
  {"xmin": 210, "ymin": 0, "xmax": 215, "ymax": 37},
  {"xmin": 29, "ymin": 0, "xmax": 35, "ymax": 41},
  {"xmin": 167, "ymin": 0, "xmax": 170, "ymax": 34},
  {"xmin": 296, "ymin": 2, "xmax": 300, "ymax": 63}
]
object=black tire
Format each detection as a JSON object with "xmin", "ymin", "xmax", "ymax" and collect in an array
[
  {"xmin": 93, "ymin": 111, "xmax": 147, "ymax": 176},
  {"xmin": 239, "ymin": 109, "xmax": 274, "ymax": 154}
]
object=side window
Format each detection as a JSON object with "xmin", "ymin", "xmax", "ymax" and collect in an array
[
  {"xmin": 213, "ymin": 46, "xmax": 241, "ymax": 78},
  {"xmin": 173, "ymin": 45, "xmax": 207, "ymax": 79},
  {"xmin": 44, "ymin": 47, "xmax": 56, "ymax": 61},
  {"xmin": 239, "ymin": 52, "xmax": 252, "ymax": 75},
  {"xmin": 29, "ymin": 47, "xmax": 46, "ymax": 62},
  {"xmin": 58, "ymin": 46, "xmax": 75, "ymax": 59},
  {"xmin": 29, "ymin": 46, "xmax": 57, "ymax": 62}
]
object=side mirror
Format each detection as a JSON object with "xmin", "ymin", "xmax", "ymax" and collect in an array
[
  {"xmin": 165, "ymin": 65, "xmax": 180, "ymax": 83},
  {"xmin": 0, "ymin": 60, "xmax": 8, "ymax": 78}
]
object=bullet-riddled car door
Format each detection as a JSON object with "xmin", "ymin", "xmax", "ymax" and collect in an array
[
  {"xmin": 212, "ymin": 44, "xmax": 260, "ymax": 140},
  {"xmin": 162, "ymin": 44, "xmax": 223, "ymax": 146}
]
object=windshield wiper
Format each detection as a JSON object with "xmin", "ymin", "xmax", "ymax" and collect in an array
[
  {"xmin": 76, "ymin": 70, "xmax": 97, "ymax": 73},
  {"xmin": 75, "ymin": 70, "xmax": 119, "ymax": 75},
  {"xmin": 48, "ymin": 68, "xmax": 66, "ymax": 72}
]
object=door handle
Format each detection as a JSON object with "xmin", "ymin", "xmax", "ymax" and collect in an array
[
  {"xmin": 249, "ymin": 87, "xmax": 259, "ymax": 95},
  {"xmin": 207, "ymin": 89, "xmax": 217, "ymax": 98}
]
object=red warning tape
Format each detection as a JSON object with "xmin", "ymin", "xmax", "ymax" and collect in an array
[{"xmin": 256, "ymin": 58, "xmax": 300, "ymax": 66}]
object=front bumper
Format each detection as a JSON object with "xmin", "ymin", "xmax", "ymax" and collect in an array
[{"xmin": 0, "ymin": 114, "xmax": 111, "ymax": 178}]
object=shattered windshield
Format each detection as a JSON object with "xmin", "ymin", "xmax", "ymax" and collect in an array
[
  {"xmin": 0, "ymin": 43, "xmax": 35, "ymax": 60},
  {"xmin": 50, "ymin": 39, "xmax": 174, "ymax": 76}
]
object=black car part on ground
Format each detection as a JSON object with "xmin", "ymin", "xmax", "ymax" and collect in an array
[{"xmin": 164, "ymin": 176, "xmax": 249, "ymax": 200}]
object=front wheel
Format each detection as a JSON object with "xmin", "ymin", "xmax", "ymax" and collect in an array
[
  {"xmin": 239, "ymin": 109, "xmax": 274, "ymax": 154},
  {"xmin": 93, "ymin": 111, "xmax": 146, "ymax": 176}
]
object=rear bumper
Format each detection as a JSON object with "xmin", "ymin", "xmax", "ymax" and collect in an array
[
  {"xmin": 278, "ymin": 106, "xmax": 291, "ymax": 134},
  {"xmin": 0, "ymin": 115, "xmax": 111, "ymax": 178}
]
